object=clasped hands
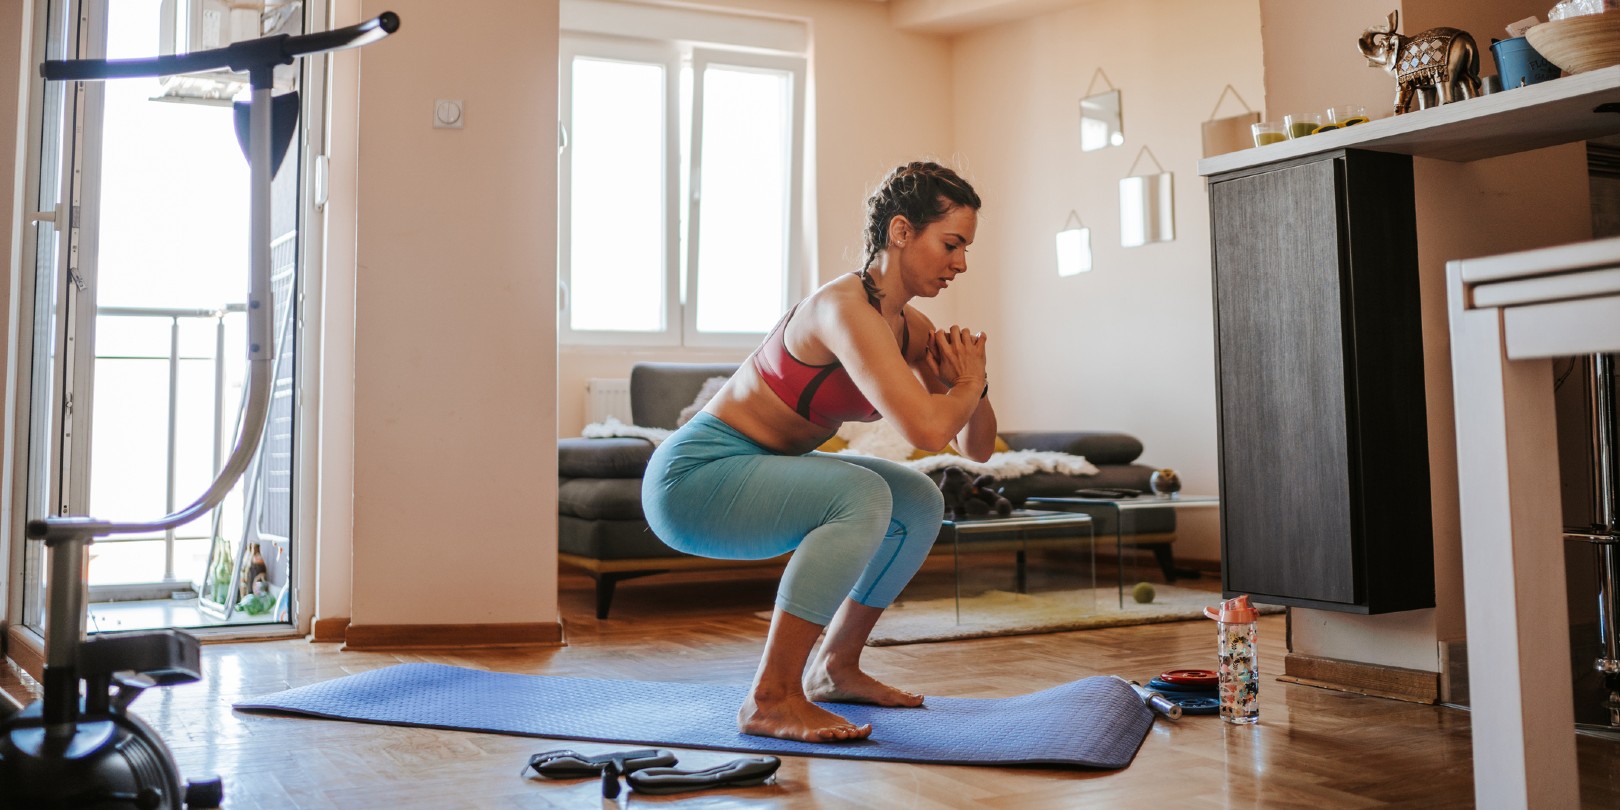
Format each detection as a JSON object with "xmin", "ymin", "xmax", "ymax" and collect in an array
[{"xmin": 923, "ymin": 325, "xmax": 988, "ymax": 391}]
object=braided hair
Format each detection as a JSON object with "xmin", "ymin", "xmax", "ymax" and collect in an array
[{"xmin": 858, "ymin": 161, "xmax": 982, "ymax": 303}]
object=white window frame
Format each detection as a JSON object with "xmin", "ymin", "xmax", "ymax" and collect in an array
[
  {"xmin": 558, "ymin": 29, "xmax": 807, "ymax": 349},
  {"xmin": 558, "ymin": 35, "xmax": 682, "ymax": 347},
  {"xmin": 681, "ymin": 48, "xmax": 806, "ymax": 349}
]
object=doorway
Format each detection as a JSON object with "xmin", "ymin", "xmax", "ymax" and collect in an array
[{"xmin": 12, "ymin": 0, "xmax": 310, "ymax": 638}]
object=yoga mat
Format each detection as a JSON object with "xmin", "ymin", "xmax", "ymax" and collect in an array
[{"xmin": 235, "ymin": 663, "xmax": 1155, "ymax": 770}]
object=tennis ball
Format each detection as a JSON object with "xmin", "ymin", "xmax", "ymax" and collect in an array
[{"xmin": 1132, "ymin": 582, "xmax": 1156, "ymax": 604}]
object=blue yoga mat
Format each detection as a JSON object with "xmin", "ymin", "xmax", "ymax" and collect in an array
[{"xmin": 235, "ymin": 663, "xmax": 1155, "ymax": 769}]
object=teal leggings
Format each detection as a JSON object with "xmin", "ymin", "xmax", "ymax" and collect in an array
[{"xmin": 642, "ymin": 412, "xmax": 944, "ymax": 625}]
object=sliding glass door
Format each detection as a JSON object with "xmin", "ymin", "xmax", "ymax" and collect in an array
[{"xmin": 12, "ymin": 0, "xmax": 311, "ymax": 638}]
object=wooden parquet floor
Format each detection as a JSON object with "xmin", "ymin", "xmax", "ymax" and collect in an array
[{"xmin": 7, "ymin": 556, "xmax": 1620, "ymax": 808}]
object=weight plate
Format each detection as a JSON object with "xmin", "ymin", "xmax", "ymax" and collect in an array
[
  {"xmin": 1147, "ymin": 678, "xmax": 1218, "ymax": 695},
  {"xmin": 1159, "ymin": 669, "xmax": 1218, "ymax": 686},
  {"xmin": 1166, "ymin": 695, "xmax": 1220, "ymax": 714}
]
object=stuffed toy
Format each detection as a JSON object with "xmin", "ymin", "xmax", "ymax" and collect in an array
[
  {"xmin": 937, "ymin": 466, "xmax": 1013, "ymax": 519},
  {"xmin": 236, "ymin": 578, "xmax": 276, "ymax": 615}
]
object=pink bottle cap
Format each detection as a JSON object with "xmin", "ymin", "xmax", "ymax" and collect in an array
[{"xmin": 1203, "ymin": 594, "xmax": 1259, "ymax": 623}]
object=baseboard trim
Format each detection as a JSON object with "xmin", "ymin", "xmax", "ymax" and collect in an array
[
  {"xmin": 343, "ymin": 621, "xmax": 564, "ymax": 651},
  {"xmin": 1279, "ymin": 652, "xmax": 1440, "ymax": 704},
  {"xmin": 311, "ymin": 617, "xmax": 350, "ymax": 643}
]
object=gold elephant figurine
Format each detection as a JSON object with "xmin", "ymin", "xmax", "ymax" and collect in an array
[{"xmin": 1358, "ymin": 9, "xmax": 1482, "ymax": 115}]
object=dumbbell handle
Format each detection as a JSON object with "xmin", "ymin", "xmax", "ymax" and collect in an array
[{"xmin": 1126, "ymin": 680, "xmax": 1183, "ymax": 720}]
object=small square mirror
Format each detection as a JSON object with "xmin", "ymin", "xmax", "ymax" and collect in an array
[
  {"xmin": 1056, "ymin": 226, "xmax": 1092, "ymax": 276},
  {"xmin": 1080, "ymin": 90, "xmax": 1123, "ymax": 152},
  {"xmin": 1120, "ymin": 172, "xmax": 1175, "ymax": 247}
]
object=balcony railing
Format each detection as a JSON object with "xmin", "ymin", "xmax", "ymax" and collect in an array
[{"xmin": 87, "ymin": 303, "xmax": 246, "ymax": 601}]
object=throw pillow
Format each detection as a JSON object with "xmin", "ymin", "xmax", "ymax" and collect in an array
[{"xmin": 817, "ymin": 435, "xmax": 850, "ymax": 453}]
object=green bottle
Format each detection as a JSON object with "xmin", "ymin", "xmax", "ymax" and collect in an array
[{"xmin": 211, "ymin": 546, "xmax": 233, "ymax": 603}]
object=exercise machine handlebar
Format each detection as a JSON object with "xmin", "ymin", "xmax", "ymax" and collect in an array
[
  {"xmin": 41, "ymin": 11, "xmax": 397, "ymax": 81},
  {"xmin": 30, "ymin": 12, "xmax": 399, "ymax": 549}
]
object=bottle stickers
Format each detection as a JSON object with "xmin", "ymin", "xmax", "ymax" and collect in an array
[{"xmin": 1217, "ymin": 621, "xmax": 1260, "ymax": 724}]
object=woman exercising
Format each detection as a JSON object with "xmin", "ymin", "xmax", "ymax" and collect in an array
[{"xmin": 642, "ymin": 161, "xmax": 996, "ymax": 743}]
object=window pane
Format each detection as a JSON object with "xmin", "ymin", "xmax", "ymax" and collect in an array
[
  {"xmin": 570, "ymin": 57, "xmax": 666, "ymax": 332},
  {"xmin": 694, "ymin": 65, "xmax": 790, "ymax": 334}
]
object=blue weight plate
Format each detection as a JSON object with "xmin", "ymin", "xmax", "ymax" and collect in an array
[
  {"xmin": 1147, "ymin": 678, "xmax": 1218, "ymax": 695},
  {"xmin": 1166, "ymin": 695, "xmax": 1220, "ymax": 715}
]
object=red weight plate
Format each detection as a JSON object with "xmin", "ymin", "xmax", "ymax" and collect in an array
[{"xmin": 1159, "ymin": 669, "xmax": 1218, "ymax": 686}]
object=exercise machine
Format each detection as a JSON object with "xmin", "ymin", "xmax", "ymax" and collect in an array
[{"xmin": 0, "ymin": 11, "xmax": 399, "ymax": 808}]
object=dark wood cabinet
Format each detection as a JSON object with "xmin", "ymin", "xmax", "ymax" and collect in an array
[{"xmin": 1209, "ymin": 149, "xmax": 1433, "ymax": 613}]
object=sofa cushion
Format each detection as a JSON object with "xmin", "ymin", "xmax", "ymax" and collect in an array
[
  {"xmin": 559, "ymin": 515, "xmax": 688, "ymax": 560},
  {"xmin": 559, "ymin": 437, "xmax": 654, "ymax": 479},
  {"xmin": 630, "ymin": 363, "xmax": 741, "ymax": 429},
  {"xmin": 1000, "ymin": 431, "xmax": 1143, "ymax": 465},
  {"xmin": 559, "ymin": 478, "xmax": 646, "ymax": 521}
]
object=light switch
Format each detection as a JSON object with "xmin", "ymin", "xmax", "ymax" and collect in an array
[{"xmin": 434, "ymin": 99, "xmax": 464, "ymax": 129}]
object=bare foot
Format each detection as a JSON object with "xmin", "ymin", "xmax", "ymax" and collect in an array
[
  {"xmin": 738, "ymin": 690, "xmax": 873, "ymax": 743},
  {"xmin": 803, "ymin": 664, "xmax": 924, "ymax": 707}
]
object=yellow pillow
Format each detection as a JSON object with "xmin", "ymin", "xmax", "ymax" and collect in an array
[{"xmin": 818, "ymin": 435, "xmax": 850, "ymax": 453}]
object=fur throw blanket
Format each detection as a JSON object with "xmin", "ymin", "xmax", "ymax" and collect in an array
[
  {"xmin": 882, "ymin": 449, "xmax": 1099, "ymax": 478},
  {"xmin": 581, "ymin": 416, "xmax": 672, "ymax": 445},
  {"xmin": 829, "ymin": 418, "xmax": 1098, "ymax": 477}
]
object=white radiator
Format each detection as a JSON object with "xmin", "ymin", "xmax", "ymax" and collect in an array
[{"xmin": 585, "ymin": 377, "xmax": 632, "ymax": 424}]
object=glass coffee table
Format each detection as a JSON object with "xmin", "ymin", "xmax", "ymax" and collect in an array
[
  {"xmin": 937, "ymin": 509, "xmax": 1095, "ymax": 622},
  {"xmin": 1025, "ymin": 494, "xmax": 1220, "ymax": 608}
]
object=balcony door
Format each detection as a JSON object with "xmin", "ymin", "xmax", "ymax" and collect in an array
[{"xmin": 11, "ymin": 0, "xmax": 312, "ymax": 638}]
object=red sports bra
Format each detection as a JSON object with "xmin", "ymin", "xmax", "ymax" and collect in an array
[{"xmin": 752, "ymin": 299, "xmax": 910, "ymax": 429}]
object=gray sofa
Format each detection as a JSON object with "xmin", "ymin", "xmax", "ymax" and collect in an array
[{"xmin": 557, "ymin": 362, "xmax": 1178, "ymax": 617}]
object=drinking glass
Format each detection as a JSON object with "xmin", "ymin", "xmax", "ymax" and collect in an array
[
  {"xmin": 1327, "ymin": 104, "xmax": 1369, "ymax": 126},
  {"xmin": 1250, "ymin": 121, "xmax": 1286, "ymax": 147},
  {"xmin": 1283, "ymin": 112, "xmax": 1322, "ymax": 139}
]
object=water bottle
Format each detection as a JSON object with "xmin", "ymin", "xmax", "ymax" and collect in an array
[{"xmin": 1204, "ymin": 594, "xmax": 1260, "ymax": 724}]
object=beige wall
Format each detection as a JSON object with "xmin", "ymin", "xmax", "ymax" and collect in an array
[
  {"xmin": 347, "ymin": 0, "xmax": 559, "ymax": 627},
  {"xmin": 557, "ymin": 0, "xmax": 956, "ymax": 436},
  {"xmin": 948, "ymin": 0, "xmax": 1266, "ymax": 563},
  {"xmin": 1257, "ymin": 0, "xmax": 1396, "ymax": 119}
]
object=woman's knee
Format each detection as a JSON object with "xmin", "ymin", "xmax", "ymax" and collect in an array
[
  {"xmin": 826, "ymin": 466, "xmax": 895, "ymax": 526},
  {"xmin": 891, "ymin": 468, "xmax": 945, "ymax": 522}
]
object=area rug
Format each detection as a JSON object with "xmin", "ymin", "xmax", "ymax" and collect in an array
[
  {"xmin": 862, "ymin": 584, "xmax": 1283, "ymax": 646},
  {"xmin": 234, "ymin": 663, "xmax": 1155, "ymax": 770}
]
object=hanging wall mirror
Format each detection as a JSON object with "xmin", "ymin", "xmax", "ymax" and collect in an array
[
  {"xmin": 1079, "ymin": 69, "xmax": 1123, "ymax": 152},
  {"xmin": 1080, "ymin": 90, "xmax": 1123, "ymax": 151},
  {"xmin": 1120, "ymin": 146, "xmax": 1174, "ymax": 247},
  {"xmin": 1056, "ymin": 211, "xmax": 1092, "ymax": 276}
]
